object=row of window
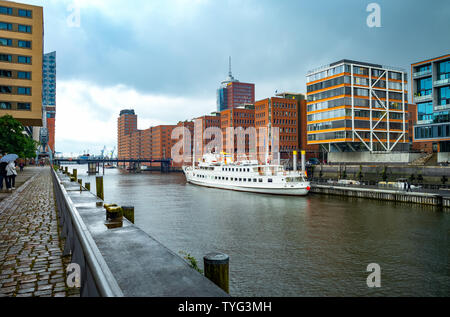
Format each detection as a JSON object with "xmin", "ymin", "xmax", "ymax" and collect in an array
[
  {"xmin": 0, "ymin": 6, "xmax": 32, "ymax": 18},
  {"xmin": 307, "ymin": 64, "xmax": 403, "ymax": 83},
  {"xmin": 0, "ymin": 101, "xmax": 31, "ymax": 110},
  {"xmin": 0, "ymin": 38, "xmax": 32, "ymax": 48},
  {"xmin": 308, "ymin": 119, "xmax": 406, "ymax": 132},
  {"xmin": 415, "ymin": 124, "xmax": 450, "ymax": 140},
  {"xmin": 0, "ymin": 69, "xmax": 31, "ymax": 79},
  {"xmin": 308, "ymin": 107, "xmax": 405, "ymax": 122},
  {"xmin": 308, "ymin": 86, "xmax": 407, "ymax": 103},
  {"xmin": 0, "ymin": 54, "xmax": 32, "ymax": 64},
  {"xmin": 195, "ymin": 173, "xmax": 271, "ymax": 183},
  {"xmin": 0, "ymin": 86, "xmax": 31, "ymax": 95},
  {"xmin": 0, "ymin": 22, "xmax": 32, "ymax": 33}
]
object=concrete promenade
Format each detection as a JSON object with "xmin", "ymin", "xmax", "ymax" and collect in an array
[{"xmin": 0, "ymin": 167, "xmax": 79, "ymax": 297}]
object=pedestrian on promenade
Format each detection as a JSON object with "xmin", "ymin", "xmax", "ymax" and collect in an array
[
  {"xmin": 6, "ymin": 161, "xmax": 17, "ymax": 190},
  {"xmin": 0, "ymin": 159, "xmax": 9, "ymax": 191},
  {"xmin": 407, "ymin": 181, "xmax": 411, "ymax": 192},
  {"xmin": 19, "ymin": 161, "xmax": 24, "ymax": 172}
]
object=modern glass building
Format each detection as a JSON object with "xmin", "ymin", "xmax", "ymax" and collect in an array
[
  {"xmin": 42, "ymin": 51, "xmax": 56, "ymax": 152},
  {"xmin": 412, "ymin": 54, "xmax": 450, "ymax": 152},
  {"xmin": 216, "ymin": 57, "xmax": 255, "ymax": 112},
  {"xmin": 306, "ymin": 59, "xmax": 409, "ymax": 152}
]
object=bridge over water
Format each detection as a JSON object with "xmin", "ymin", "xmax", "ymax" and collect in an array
[{"xmin": 54, "ymin": 159, "xmax": 173, "ymax": 173}]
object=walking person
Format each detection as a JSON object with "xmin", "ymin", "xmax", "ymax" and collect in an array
[
  {"xmin": 6, "ymin": 161, "xmax": 17, "ymax": 190},
  {"xmin": 0, "ymin": 159, "xmax": 8, "ymax": 192}
]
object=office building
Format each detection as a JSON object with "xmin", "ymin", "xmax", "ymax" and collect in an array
[
  {"xmin": 412, "ymin": 54, "xmax": 450, "ymax": 152},
  {"xmin": 216, "ymin": 57, "xmax": 255, "ymax": 112},
  {"xmin": 306, "ymin": 59, "xmax": 409, "ymax": 153},
  {"xmin": 43, "ymin": 51, "xmax": 56, "ymax": 152},
  {"xmin": 255, "ymin": 96, "xmax": 299, "ymax": 160},
  {"xmin": 0, "ymin": 1, "xmax": 43, "ymax": 126}
]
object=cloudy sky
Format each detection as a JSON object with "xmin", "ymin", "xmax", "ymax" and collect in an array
[{"xmin": 16, "ymin": 0, "xmax": 450, "ymax": 156}]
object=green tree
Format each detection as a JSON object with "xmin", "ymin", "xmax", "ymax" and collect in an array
[{"xmin": 0, "ymin": 115, "xmax": 37, "ymax": 158}]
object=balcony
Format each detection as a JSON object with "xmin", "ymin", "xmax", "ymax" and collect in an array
[
  {"xmin": 434, "ymin": 78, "xmax": 450, "ymax": 87},
  {"xmin": 414, "ymin": 94, "xmax": 432, "ymax": 103},
  {"xmin": 413, "ymin": 69, "xmax": 432, "ymax": 78}
]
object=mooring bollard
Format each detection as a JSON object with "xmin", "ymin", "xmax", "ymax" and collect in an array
[
  {"xmin": 85, "ymin": 182, "xmax": 91, "ymax": 191},
  {"xmin": 96, "ymin": 176, "xmax": 104, "ymax": 201},
  {"xmin": 122, "ymin": 206, "xmax": 135, "ymax": 224},
  {"xmin": 104, "ymin": 205, "xmax": 122, "ymax": 229},
  {"xmin": 203, "ymin": 252, "xmax": 229, "ymax": 294}
]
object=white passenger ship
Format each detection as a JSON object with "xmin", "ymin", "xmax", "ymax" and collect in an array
[{"xmin": 182, "ymin": 153, "xmax": 311, "ymax": 196}]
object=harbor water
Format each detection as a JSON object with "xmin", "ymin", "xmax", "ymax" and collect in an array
[{"xmin": 68, "ymin": 165, "xmax": 450, "ymax": 297}]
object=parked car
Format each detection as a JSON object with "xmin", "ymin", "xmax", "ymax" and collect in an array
[{"xmin": 306, "ymin": 158, "xmax": 321, "ymax": 166}]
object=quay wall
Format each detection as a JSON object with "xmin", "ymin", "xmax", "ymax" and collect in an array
[
  {"xmin": 310, "ymin": 184, "xmax": 450, "ymax": 208},
  {"xmin": 53, "ymin": 169, "xmax": 228, "ymax": 297}
]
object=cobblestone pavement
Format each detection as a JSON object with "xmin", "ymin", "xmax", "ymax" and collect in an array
[{"xmin": 0, "ymin": 167, "xmax": 80, "ymax": 297}]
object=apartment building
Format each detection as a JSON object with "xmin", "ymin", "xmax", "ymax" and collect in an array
[{"xmin": 0, "ymin": 0, "xmax": 43, "ymax": 126}]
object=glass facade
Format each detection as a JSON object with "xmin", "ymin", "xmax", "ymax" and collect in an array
[
  {"xmin": 42, "ymin": 51, "xmax": 56, "ymax": 107},
  {"xmin": 413, "ymin": 56, "xmax": 450, "ymax": 143}
]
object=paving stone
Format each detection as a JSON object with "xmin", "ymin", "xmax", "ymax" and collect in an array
[{"xmin": 0, "ymin": 168, "xmax": 79, "ymax": 298}]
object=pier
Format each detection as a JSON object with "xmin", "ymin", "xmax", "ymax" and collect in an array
[{"xmin": 310, "ymin": 183, "xmax": 450, "ymax": 208}]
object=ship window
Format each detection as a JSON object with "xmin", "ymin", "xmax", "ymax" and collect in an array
[
  {"xmin": 253, "ymin": 179, "xmax": 257, "ymax": 182},
  {"xmin": 247, "ymin": 169, "xmax": 250, "ymax": 172},
  {"xmin": 226, "ymin": 177, "xmax": 229, "ymax": 181},
  {"xmin": 243, "ymin": 178, "xmax": 246, "ymax": 182},
  {"xmin": 239, "ymin": 178, "xmax": 242, "ymax": 182},
  {"xmin": 268, "ymin": 179, "xmax": 273, "ymax": 183}
]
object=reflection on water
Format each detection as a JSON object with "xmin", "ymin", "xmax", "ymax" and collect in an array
[{"xmin": 69, "ymin": 164, "xmax": 450, "ymax": 296}]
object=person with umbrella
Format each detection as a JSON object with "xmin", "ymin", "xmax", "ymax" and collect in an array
[
  {"xmin": 0, "ymin": 154, "xmax": 18, "ymax": 191},
  {"xmin": 6, "ymin": 160, "xmax": 18, "ymax": 190}
]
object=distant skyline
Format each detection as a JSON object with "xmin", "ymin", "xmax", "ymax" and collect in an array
[{"xmin": 14, "ymin": 0, "xmax": 450, "ymax": 156}]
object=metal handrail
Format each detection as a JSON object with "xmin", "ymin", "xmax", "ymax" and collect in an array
[{"xmin": 52, "ymin": 168, "xmax": 123, "ymax": 297}]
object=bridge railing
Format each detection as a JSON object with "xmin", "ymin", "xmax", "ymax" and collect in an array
[{"xmin": 51, "ymin": 168, "xmax": 124, "ymax": 297}]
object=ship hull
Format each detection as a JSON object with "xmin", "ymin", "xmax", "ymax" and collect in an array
[{"xmin": 184, "ymin": 170, "xmax": 310, "ymax": 196}]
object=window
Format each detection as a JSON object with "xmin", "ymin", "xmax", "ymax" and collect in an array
[
  {"xmin": 18, "ymin": 56, "xmax": 31, "ymax": 64},
  {"xmin": 0, "ymin": 70, "xmax": 11, "ymax": 77},
  {"xmin": 18, "ymin": 9, "xmax": 32, "ymax": 18},
  {"xmin": 0, "ymin": 86, "xmax": 12, "ymax": 93},
  {"xmin": 0, "ymin": 7, "xmax": 12, "ymax": 15},
  {"xmin": 17, "ymin": 102, "xmax": 30, "ymax": 110},
  {"xmin": 18, "ymin": 25, "xmax": 31, "ymax": 33},
  {"xmin": 0, "ymin": 22, "xmax": 12, "ymax": 30},
  {"xmin": 0, "ymin": 101, "xmax": 11, "ymax": 109},
  {"xmin": 268, "ymin": 179, "xmax": 273, "ymax": 183},
  {"xmin": 17, "ymin": 71, "xmax": 31, "ymax": 79},
  {"xmin": 18, "ymin": 40, "xmax": 31, "ymax": 48},
  {"xmin": 0, "ymin": 38, "xmax": 11, "ymax": 46},
  {"xmin": 17, "ymin": 87, "xmax": 31, "ymax": 95}
]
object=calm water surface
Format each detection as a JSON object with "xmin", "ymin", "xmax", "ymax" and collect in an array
[{"xmin": 69, "ymin": 165, "xmax": 450, "ymax": 297}]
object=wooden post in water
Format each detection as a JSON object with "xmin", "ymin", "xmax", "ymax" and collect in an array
[
  {"xmin": 203, "ymin": 252, "xmax": 229, "ymax": 294},
  {"xmin": 73, "ymin": 169, "xmax": 78, "ymax": 180},
  {"xmin": 122, "ymin": 206, "xmax": 135, "ymax": 224},
  {"xmin": 96, "ymin": 176, "xmax": 104, "ymax": 201},
  {"xmin": 85, "ymin": 183, "xmax": 91, "ymax": 191},
  {"xmin": 65, "ymin": 166, "xmax": 68, "ymax": 174}
]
